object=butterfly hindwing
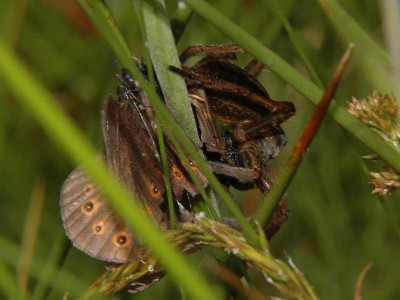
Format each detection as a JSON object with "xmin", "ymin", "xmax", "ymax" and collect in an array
[{"xmin": 60, "ymin": 166, "xmax": 139, "ymax": 263}]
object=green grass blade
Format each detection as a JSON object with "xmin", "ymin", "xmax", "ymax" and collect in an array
[
  {"xmin": 170, "ymin": 1, "xmax": 193, "ymax": 41},
  {"xmin": 142, "ymin": 0, "xmax": 199, "ymax": 143},
  {"xmin": 0, "ymin": 236, "xmax": 86, "ymax": 297},
  {"xmin": 31, "ymin": 236, "xmax": 71, "ymax": 300},
  {"xmin": 157, "ymin": 117, "xmax": 177, "ymax": 229},
  {"xmin": 134, "ymin": 0, "xmax": 177, "ymax": 229},
  {"xmin": 267, "ymin": 0, "xmax": 324, "ymax": 88},
  {"xmin": 317, "ymin": 0, "xmax": 391, "ymax": 68},
  {"xmin": 380, "ymin": 0, "xmax": 400, "ymax": 89},
  {"xmin": 76, "ymin": 0, "xmax": 133, "ymax": 71},
  {"xmin": 317, "ymin": 0, "xmax": 397, "ymax": 95},
  {"xmin": 139, "ymin": 0, "xmax": 225, "ymax": 222},
  {"xmin": 0, "ymin": 40, "xmax": 218, "ymax": 300},
  {"xmin": 138, "ymin": 0, "xmax": 217, "ymax": 222},
  {"xmin": 0, "ymin": 261, "xmax": 25, "ymax": 300},
  {"xmin": 184, "ymin": 0, "xmax": 400, "ymax": 174},
  {"xmin": 17, "ymin": 178, "xmax": 44, "ymax": 294}
]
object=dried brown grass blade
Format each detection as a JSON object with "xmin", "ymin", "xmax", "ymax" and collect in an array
[{"xmin": 354, "ymin": 262, "xmax": 372, "ymax": 300}]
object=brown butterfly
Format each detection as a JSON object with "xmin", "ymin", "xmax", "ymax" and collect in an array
[{"xmin": 60, "ymin": 77, "xmax": 205, "ymax": 264}]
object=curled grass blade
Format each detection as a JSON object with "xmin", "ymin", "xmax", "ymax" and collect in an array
[{"xmin": 353, "ymin": 262, "xmax": 372, "ymax": 300}]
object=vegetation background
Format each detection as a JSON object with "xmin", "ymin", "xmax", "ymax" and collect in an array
[{"xmin": 0, "ymin": 0, "xmax": 399, "ymax": 299}]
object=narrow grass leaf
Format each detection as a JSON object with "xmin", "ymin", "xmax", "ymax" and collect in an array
[
  {"xmin": 32, "ymin": 236, "xmax": 71, "ymax": 300},
  {"xmin": 317, "ymin": 0, "xmax": 396, "ymax": 96},
  {"xmin": 0, "ymin": 236, "xmax": 86, "ymax": 297},
  {"xmin": 266, "ymin": 0, "xmax": 324, "ymax": 88},
  {"xmin": 0, "ymin": 261, "xmax": 25, "ymax": 300},
  {"xmin": 138, "ymin": 0, "xmax": 223, "ymax": 220},
  {"xmin": 142, "ymin": 0, "xmax": 199, "ymax": 143}
]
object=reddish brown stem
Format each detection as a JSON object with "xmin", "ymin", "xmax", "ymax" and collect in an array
[
  {"xmin": 255, "ymin": 44, "xmax": 354, "ymax": 226},
  {"xmin": 290, "ymin": 44, "xmax": 354, "ymax": 163}
]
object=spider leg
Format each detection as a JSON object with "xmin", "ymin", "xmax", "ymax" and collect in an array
[
  {"xmin": 244, "ymin": 58, "xmax": 265, "ymax": 77},
  {"xmin": 179, "ymin": 44, "xmax": 244, "ymax": 64},
  {"xmin": 189, "ymin": 90, "xmax": 226, "ymax": 154},
  {"xmin": 208, "ymin": 161, "xmax": 260, "ymax": 181},
  {"xmin": 170, "ymin": 65, "xmax": 294, "ymax": 115}
]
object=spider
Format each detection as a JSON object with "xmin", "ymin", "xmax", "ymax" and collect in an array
[{"xmin": 170, "ymin": 44, "xmax": 295, "ymax": 193}]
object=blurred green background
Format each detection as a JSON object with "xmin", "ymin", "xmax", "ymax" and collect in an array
[{"xmin": 0, "ymin": 0, "xmax": 399, "ymax": 299}]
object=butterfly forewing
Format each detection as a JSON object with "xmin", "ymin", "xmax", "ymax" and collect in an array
[{"xmin": 101, "ymin": 96, "xmax": 168, "ymax": 226}]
